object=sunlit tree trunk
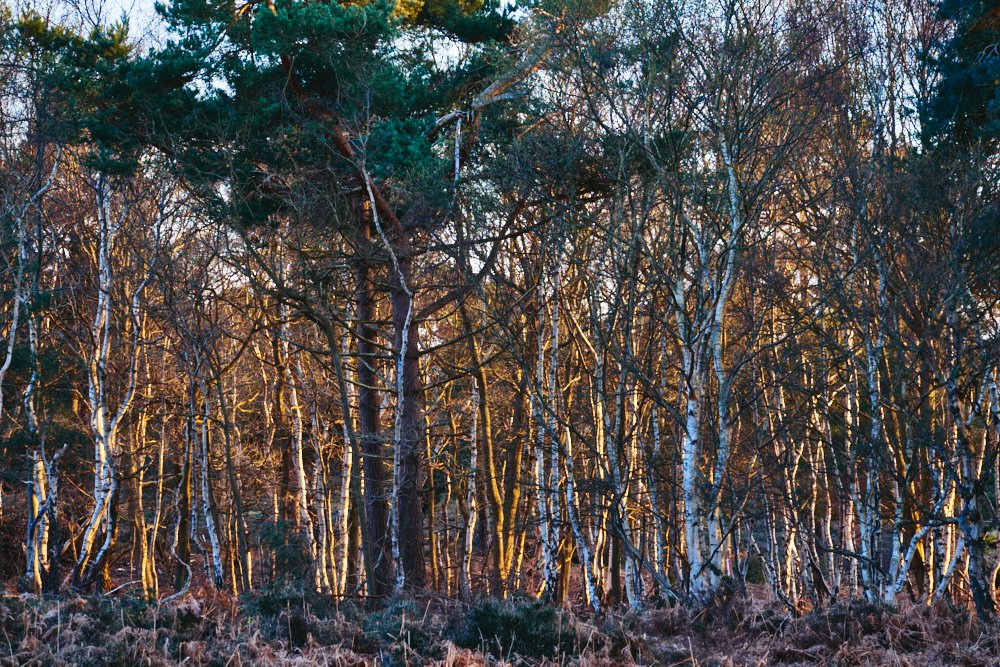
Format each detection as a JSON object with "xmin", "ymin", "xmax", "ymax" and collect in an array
[
  {"xmin": 195, "ymin": 378, "xmax": 225, "ymax": 588},
  {"xmin": 458, "ymin": 385, "xmax": 478, "ymax": 600},
  {"xmin": 72, "ymin": 174, "xmax": 148, "ymax": 592},
  {"xmin": 533, "ymin": 278, "xmax": 561, "ymax": 601}
]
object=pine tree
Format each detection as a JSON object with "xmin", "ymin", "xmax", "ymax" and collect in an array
[
  {"xmin": 931, "ymin": 0, "xmax": 1000, "ymax": 144},
  {"xmin": 136, "ymin": 0, "xmax": 527, "ymax": 592}
]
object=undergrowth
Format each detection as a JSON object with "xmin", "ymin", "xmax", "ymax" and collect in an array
[{"xmin": 0, "ymin": 589, "xmax": 996, "ymax": 665}]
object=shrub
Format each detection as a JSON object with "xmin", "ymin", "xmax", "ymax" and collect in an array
[
  {"xmin": 453, "ymin": 598, "xmax": 575, "ymax": 660},
  {"xmin": 362, "ymin": 597, "xmax": 443, "ymax": 658}
]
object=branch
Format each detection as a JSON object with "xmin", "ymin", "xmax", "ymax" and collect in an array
[{"xmin": 432, "ymin": 39, "xmax": 551, "ymax": 134}]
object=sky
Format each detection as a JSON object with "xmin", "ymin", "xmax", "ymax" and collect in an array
[{"xmin": 20, "ymin": 0, "xmax": 166, "ymax": 46}]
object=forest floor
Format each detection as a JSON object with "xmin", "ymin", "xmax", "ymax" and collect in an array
[{"xmin": 0, "ymin": 586, "xmax": 995, "ymax": 666}]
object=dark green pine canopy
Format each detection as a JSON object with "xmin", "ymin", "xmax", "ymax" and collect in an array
[
  {"xmin": 929, "ymin": 0, "xmax": 1000, "ymax": 145},
  {"xmin": 130, "ymin": 0, "xmax": 521, "ymax": 228}
]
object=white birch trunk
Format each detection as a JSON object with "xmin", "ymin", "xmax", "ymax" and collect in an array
[
  {"xmin": 459, "ymin": 384, "xmax": 479, "ymax": 600},
  {"xmin": 564, "ymin": 425, "xmax": 601, "ymax": 612},
  {"xmin": 532, "ymin": 283, "xmax": 559, "ymax": 601},
  {"xmin": 73, "ymin": 174, "xmax": 146, "ymax": 589},
  {"xmin": 282, "ymin": 340, "xmax": 316, "ymax": 584},
  {"xmin": 197, "ymin": 385, "xmax": 225, "ymax": 588}
]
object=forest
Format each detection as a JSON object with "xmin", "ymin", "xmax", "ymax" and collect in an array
[{"xmin": 2, "ymin": 0, "xmax": 1000, "ymax": 663}]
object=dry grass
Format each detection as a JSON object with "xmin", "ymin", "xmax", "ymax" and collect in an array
[{"xmin": 0, "ymin": 590, "xmax": 995, "ymax": 666}]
